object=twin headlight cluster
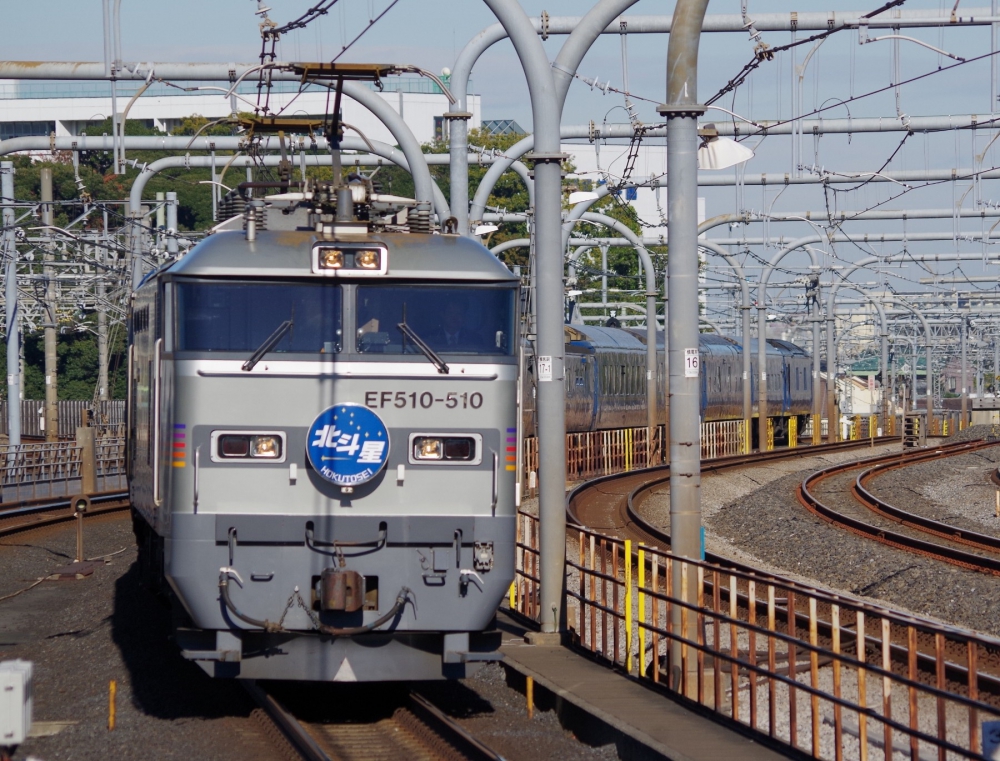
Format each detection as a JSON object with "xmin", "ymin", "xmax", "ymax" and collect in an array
[{"xmin": 312, "ymin": 244, "xmax": 388, "ymax": 276}]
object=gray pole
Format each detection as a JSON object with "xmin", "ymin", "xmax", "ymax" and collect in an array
[
  {"xmin": 40, "ymin": 168, "xmax": 58, "ymax": 441},
  {"xmin": 660, "ymin": 0, "xmax": 709, "ymax": 695},
  {"xmin": 962, "ymin": 316, "xmax": 969, "ymax": 428},
  {"xmin": 1, "ymin": 162, "xmax": 19, "ymax": 447},
  {"xmin": 757, "ymin": 305, "xmax": 768, "ymax": 448},
  {"xmin": 993, "ymin": 336, "xmax": 999, "ymax": 392},
  {"xmin": 811, "ymin": 279, "xmax": 822, "ymax": 436},
  {"xmin": 601, "ymin": 245, "xmax": 609, "ymax": 312},
  {"xmin": 165, "ymin": 191, "xmax": 179, "ymax": 256},
  {"xmin": 827, "ymin": 314, "xmax": 837, "ymax": 441},
  {"xmin": 880, "ymin": 330, "xmax": 889, "ymax": 433},
  {"xmin": 742, "ymin": 302, "xmax": 751, "ymax": 452},
  {"xmin": 482, "ymin": 0, "xmax": 566, "ymax": 636}
]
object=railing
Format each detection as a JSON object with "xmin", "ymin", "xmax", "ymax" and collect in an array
[
  {"xmin": 513, "ymin": 511, "xmax": 1000, "ymax": 761},
  {"xmin": 0, "ymin": 438, "xmax": 126, "ymax": 504},
  {"xmin": 0, "ymin": 400, "xmax": 126, "ymax": 440},
  {"xmin": 524, "ymin": 421, "xmax": 748, "ymax": 483}
]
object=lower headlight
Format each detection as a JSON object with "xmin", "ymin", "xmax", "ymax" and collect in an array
[{"xmin": 413, "ymin": 437, "xmax": 443, "ymax": 460}]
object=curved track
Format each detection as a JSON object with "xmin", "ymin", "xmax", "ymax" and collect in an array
[
  {"xmin": 563, "ymin": 437, "xmax": 1000, "ymax": 702},
  {"xmin": 797, "ymin": 440, "xmax": 1000, "ymax": 575}
]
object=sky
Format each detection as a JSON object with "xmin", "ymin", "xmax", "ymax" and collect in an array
[{"xmin": 5, "ymin": 0, "xmax": 1000, "ymax": 333}]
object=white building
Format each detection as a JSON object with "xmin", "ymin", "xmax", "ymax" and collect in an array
[{"xmin": 0, "ymin": 77, "xmax": 478, "ymax": 147}]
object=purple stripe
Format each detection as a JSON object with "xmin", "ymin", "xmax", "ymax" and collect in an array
[{"xmin": 174, "ymin": 433, "xmax": 185, "ymax": 439}]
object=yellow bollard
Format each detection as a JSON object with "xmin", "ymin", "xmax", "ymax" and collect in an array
[
  {"xmin": 624, "ymin": 539, "xmax": 632, "ymax": 674},
  {"xmin": 526, "ymin": 675, "xmax": 534, "ymax": 719},
  {"xmin": 108, "ymin": 679, "xmax": 117, "ymax": 731},
  {"xmin": 788, "ymin": 416, "xmax": 798, "ymax": 449},
  {"xmin": 638, "ymin": 549, "xmax": 645, "ymax": 678}
]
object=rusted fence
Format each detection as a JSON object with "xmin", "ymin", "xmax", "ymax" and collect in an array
[
  {"xmin": 0, "ymin": 438, "xmax": 126, "ymax": 503},
  {"xmin": 512, "ymin": 512, "xmax": 1000, "ymax": 761}
]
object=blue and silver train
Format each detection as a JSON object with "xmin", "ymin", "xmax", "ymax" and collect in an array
[
  {"xmin": 522, "ymin": 324, "xmax": 814, "ymax": 444},
  {"xmin": 128, "ymin": 183, "xmax": 517, "ymax": 682}
]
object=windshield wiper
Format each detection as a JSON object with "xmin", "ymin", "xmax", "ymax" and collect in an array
[
  {"xmin": 397, "ymin": 321, "xmax": 449, "ymax": 374},
  {"xmin": 242, "ymin": 319, "xmax": 293, "ymax": 371}
]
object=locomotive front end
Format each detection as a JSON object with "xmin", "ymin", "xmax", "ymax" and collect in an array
[{"xmin": 130, "ymin": 228, "xmax": 519, "ymax": 682}]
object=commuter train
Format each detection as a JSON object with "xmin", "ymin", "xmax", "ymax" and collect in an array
[
  {"xmin": 128, "ymin": 182, "xmax": 517, "ymax": 682},
  {"xmin": 522, "ymin": 324, "xmax": 815, "ymax": 445}
]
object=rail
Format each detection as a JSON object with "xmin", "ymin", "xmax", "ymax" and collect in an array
[{"xmin": 799, "ymin": 441, "xmax": 1000, "ymax": 575}]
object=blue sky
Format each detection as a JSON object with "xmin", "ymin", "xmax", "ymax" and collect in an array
[
  {"xmin": 6, "ymin": 0, "xmax": 1000, "ymax": 296},
  {"xmin": 4, "ymin": 1, "xmax": 993, "ymax": 126}
]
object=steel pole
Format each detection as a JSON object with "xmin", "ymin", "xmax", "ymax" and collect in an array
[
  {"xmin": 827, "ymin": 315, "xmax": 837, "ymax": 441},
  {"xmin": 962, "ymin": 317, "xmax": 969, "ymax": 428},
  {"xmin": 757, "ymin": 306, "xmax": 768, "ymax": 448},
  {"xmin": 812, "ymin": 283, "xmax": 822, "ymax": 432},
  {"xmin": 165, "ymin": 191, "xmax": 179, "ymax": 256},
  {"xmin": 40, "ymin": 168, "xmax": 58, "ymax": 442},
  {"xmin": 1, "ymin": 162, "xmax": 18, "ymax": 448},
  {"xmin": 483, "ymin": 0, "xmax": 566, "ymax": 636},
  {"xmin": 661, "ymin": 0, "xmax": 709, "ymax": 696}
]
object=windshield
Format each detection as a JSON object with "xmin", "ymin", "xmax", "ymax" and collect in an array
[
  {"xmin": 175, "ymin": 281, "xmax": 342, "ymax": 354},
  {"xmin": 356, "ymin": 285, "xmax": 516, "ymax": 356}
]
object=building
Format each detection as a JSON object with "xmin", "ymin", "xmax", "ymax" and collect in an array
[{"xmin": 0, "ymin": 77, "xmax": 479, "ymax": 147}]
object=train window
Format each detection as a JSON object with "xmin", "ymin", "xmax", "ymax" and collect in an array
[
  {"xmin": 175, "ymin": 281, "xmax": 342, "ymax": 354},
  {"xmin": 356, "ymin": 285, "xmax": 516, "ymax": 356}
]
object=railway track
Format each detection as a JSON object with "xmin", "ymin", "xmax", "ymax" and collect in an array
[
  {"xmin": 244, "ymin": 681, "xmax": 503, "ymax": 761},
  {"xmin": 562, "ymin": 436, "xmax": 1000, "ymax": 710},
  {"xmin": 0, "ymin": 490, "xmax": 130, "ymax": 538},
  {"xmin": 798, "ymin": 440, "xmax": 1000, "ymax": 575}
]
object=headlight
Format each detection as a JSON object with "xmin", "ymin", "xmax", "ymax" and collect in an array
[
  {"xmin": 251, "ymin": 435, "xmax": 281, "ymax": 458},
  {"xmin": 413, "ymin": 437, "xmax": 443, "ymax": 460},
  {"xmin": 219, "ymin": 435, "xmax": 250, "ymax": 458},
  {"xmin": 355, "ymin": 249, "xmax": 381, "ymax": 269},
  {"xmin": 214, "ymin": 432, "xmax": 285, "ymax": 460},
  {"xmin": 411, "ymin": 436, "xmax": 477, "ymax": 462},
  {"xmin": 319, "ymin": 249, "xmax": 344, "ymax": 269}
]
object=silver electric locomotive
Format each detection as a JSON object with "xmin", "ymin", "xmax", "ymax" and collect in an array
[{"xmin": 129, "ymin": 185, "xmax": 518, "ymax": 682}]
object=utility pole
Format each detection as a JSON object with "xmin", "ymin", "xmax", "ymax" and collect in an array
[
  {"xmin": 41, "ymin": 168, "xmax": 58, "ymax": 442},
  {"xmin": 1, "ymin": 162, "xmax": 19, "ymax": 448},
  {"xmin": 659, "ymin": 0, "xmax": 709, "ymax": 696},
  {"xmin": 961, "ymin": 315, "xmax": 969, "ymax": 429}
]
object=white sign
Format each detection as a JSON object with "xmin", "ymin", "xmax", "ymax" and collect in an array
[
  {"xmin": 868, "ymin": 374, "xmax": 875, "ymax": 391},
  {"xmin": 684, "ymin": 348, "xmax": 700, "ymax": 378},
  {"xmin": 538, "ymin": 356, "xmax": 553, "ymax": 382}
]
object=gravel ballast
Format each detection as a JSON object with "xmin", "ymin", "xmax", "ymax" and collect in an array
[
  {"xmin": 688, "ymin": 436, "xmax": 1000, "ymax": 638},
  {"xmin": 1, "ymin": 512, "xmax": 617, "ymax": 761}
]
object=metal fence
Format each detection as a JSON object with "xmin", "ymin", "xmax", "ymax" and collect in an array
[
  {"xmin": 0, "ymin": 400, "xmax": 126, "ymax": 440},
  {"xmin": 0, "ymin": 438, "xmax": 126, "ymax": 503},
  {"xmin": 512, "ymin": 513, "xmax": 1000, "ymax": 761}
]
